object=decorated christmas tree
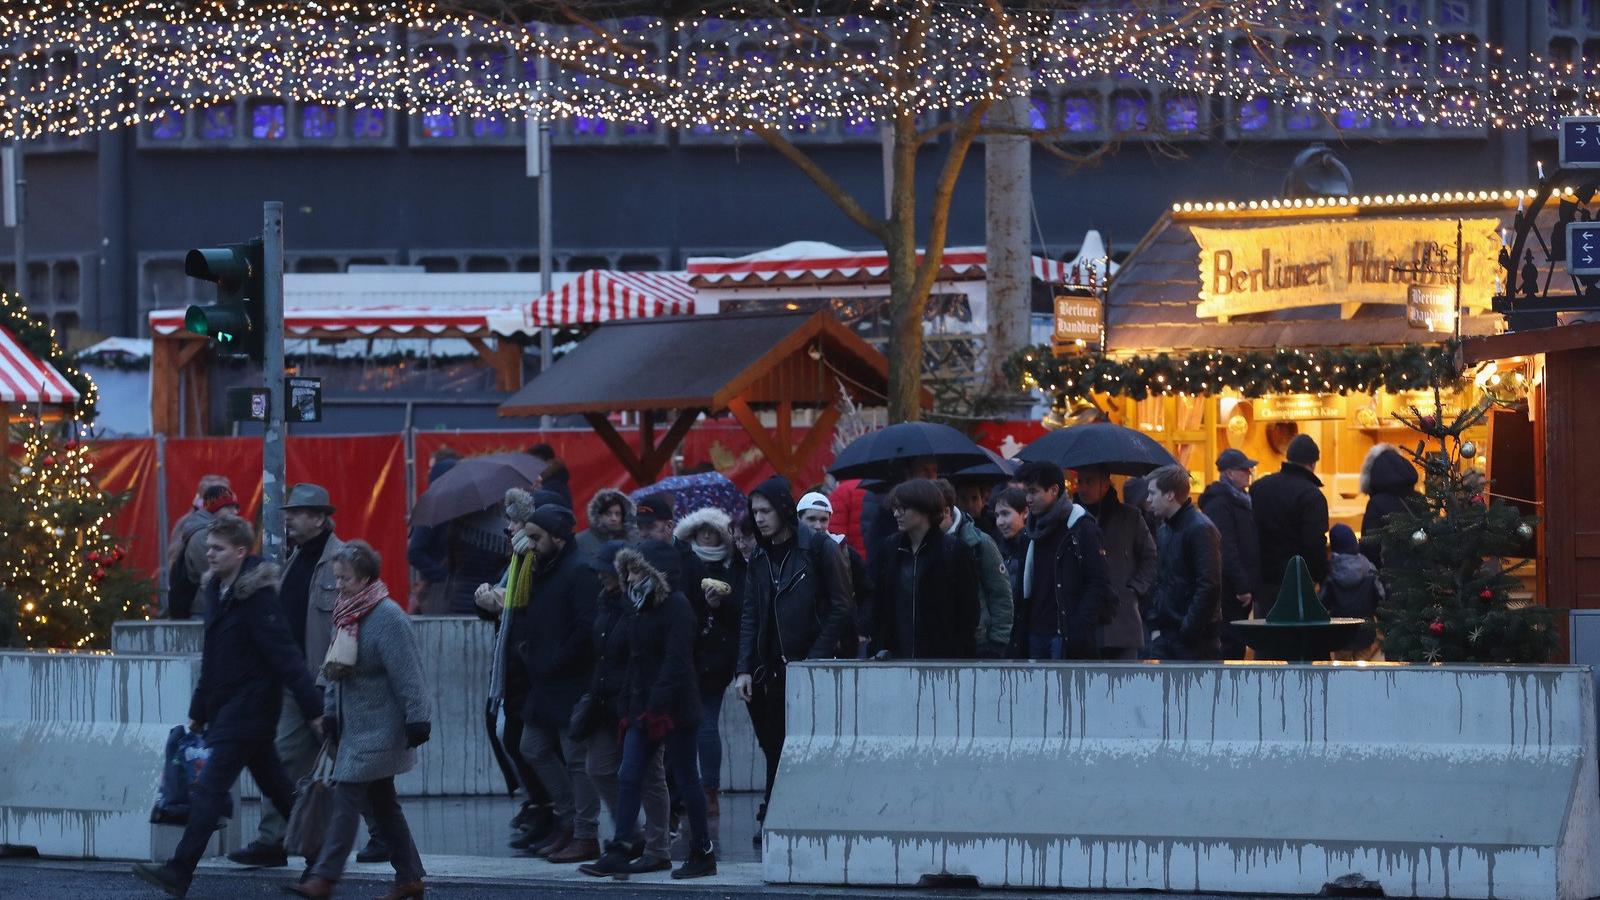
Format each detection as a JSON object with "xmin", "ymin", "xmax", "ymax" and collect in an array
[
  {"xmin": 1375, "ymin": 388, "xmax": 1555, "ymax": 663},
  {"xmin": 0, "ymin": 290, "xmax": 150, "ymax": 648}
]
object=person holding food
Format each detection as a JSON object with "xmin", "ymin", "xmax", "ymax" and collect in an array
[{"xmin": 671, "ymin": 506, "xmax": 743, "ymax": 826}]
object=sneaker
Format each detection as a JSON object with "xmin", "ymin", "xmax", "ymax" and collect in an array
[
  {"xmin": 355, "ymin": 836, "xmax": 391, "ymax": 864},
  {"xmin": 130, "ymin": 862, "xmax": 188, "ymax": 898},
  {"xmin": 672, "ymin": 844, "xmax": 717, "ymax": 880},
  {"xmin": 624, "ymin": 855, "xmax": 672, "ymax": 875},
  {"xmin": 578, "ymin": 842, "xmax": 634, "ymax": 878},
  {"xmin": 226, "ymin": 841, "xmax": 288, "ymax": 868}
]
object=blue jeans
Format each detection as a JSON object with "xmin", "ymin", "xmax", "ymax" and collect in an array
[
  {"xmin": 1028, "ymin": 632, "xmax": 1064, "ymax": 661},
  {"xmin": 695, "ymin": 687, "xmax": 724, "ymax": 791},
  {"xmin": 615, "ymin": 724, "xmax": 709, "ymax": 851}
]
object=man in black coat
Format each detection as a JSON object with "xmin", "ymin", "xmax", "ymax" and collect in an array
[
  {"xmin": 1250, "ymin": 434, "xmax": 1329, "ymax": 617},
  {"xmin": 869, "ymin": 479, "xmax": 981, "ymax": 659},
  {"xmin": 133, "ymin": 516, "xmax": 324, "ymax": 899},
  {"xmin": 514, "ymin": 504, "xmax": 602, "ymax": 864},
  {"xmin": 1014, "ymin": 460, "xmax": 1116, "ymax": 660},
  {"xmin": 1146, "ymin": 464, "xmax": 1224, "ymax": 661},
  {"xmin": 733, "ymin": 475, "xmax": 851, "ymax": 846},
  {"xmin": 1199, "ymin": 448, "xmax": 1261, "ymax": 658}
]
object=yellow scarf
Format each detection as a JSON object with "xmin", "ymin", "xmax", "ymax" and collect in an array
[{"xmin": 504, "ymin": 551, "xmax": 535, "ymax": 610}]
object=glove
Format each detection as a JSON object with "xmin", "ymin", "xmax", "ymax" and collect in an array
[
  {"xmin": 638, "ymin": 711, "xmax": 675, "ymax": 743},
  {"xmin": 323, "ymin": 716, "xmax": 340, "ymax": 745},
  {"xmin": 511, "ymin": 531, "xmax": 533, "ymax": 555},
  {"xmin": 405, "ymin": 721, "xmax": 431, "ymax": 748}
]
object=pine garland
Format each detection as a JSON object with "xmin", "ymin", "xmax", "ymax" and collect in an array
[
  {"xmin": 0, "ymin": 290, "xmax": 98, "ymax": 420},
  {"xmin": 1006, "ymin": 342, "xmax": 1462, "ymax": 402}
]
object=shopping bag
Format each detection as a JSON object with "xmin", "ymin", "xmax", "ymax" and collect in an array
[
  {"xmin": 284, "ymin": 742, "xmax": 336, "ymax": 860},
  {"xmin": 149, "ymin": 725, "xmax": 232, "ymax": 824}
]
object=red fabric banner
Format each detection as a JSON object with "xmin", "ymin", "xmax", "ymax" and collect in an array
[{"xmin": 89, "ymin": 438, "xmax": 160, "ymax": 581}]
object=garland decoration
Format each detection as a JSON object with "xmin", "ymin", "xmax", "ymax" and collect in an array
[
  {"xmin": 0, "ymin": 290, "xmax": 98, "ymax": 421},
  {"xmin": 1006, "ymin": 342, "xmax": 1462, "ymax": 402}
]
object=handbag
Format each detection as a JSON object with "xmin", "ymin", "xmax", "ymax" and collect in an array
[
  {"xmin": 284, "ymin": 742, "xmax": 336, "ymax": 861},
  {"xmin": 321, "ymin": 628, "xmax": 358, "ymax": 681},
  {"xmin": 149, "ymin": 725, "xmax": 232, "ymax": 824}
]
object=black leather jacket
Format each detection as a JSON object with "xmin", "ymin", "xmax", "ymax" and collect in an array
[
  {"xmin": 736, "ymin": 526, "xmax": 851, "ymax": 681},
  {"xmin": 1150, "ymin": 500, "xmax": 1224, "ymax": 655}
]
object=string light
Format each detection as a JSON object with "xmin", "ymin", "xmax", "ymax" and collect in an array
[{"xmin": 0, "ymin": 1, "xmax": 1590, "ymax": 139}]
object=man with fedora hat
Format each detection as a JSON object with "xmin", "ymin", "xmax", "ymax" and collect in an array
[
  {"xmin": 1200, "ymin": 449, "xmax": 1262, "ymax": 658},
  {"xmin": 1248, "ymin": 434, "xmax": 1329, "ymax": 620},
  {"xmin": 229, "ymin": 483, "xmax": 389, "ymax": 869}
]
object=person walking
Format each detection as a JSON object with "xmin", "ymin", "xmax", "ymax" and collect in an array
[
  {"xmin": 290, "ymin": 542, "xmax": 431, "ymax": 899},
  {"xmin": 1198, "ymin": 449, "xmax": 1261, "ymax": 658},
  {"xmin": 447, "ymin": 502, "xmax": 513, "ymax": 615},
  {"xmin": 990, "ymin": 487, "xmax": 1031, "ymax": 659},
  {"xmin": 168, "ymin": 484, "xmax": 239, "ymax": 620},
  {"xmin": 797, "ymin": 491, "xmax": 873, "ymax": 658},
  {"xmin": 1013, "ymin": 461, "xmax": 1116, "ymax": 660},
  {"xmin": 933, "ymin": 479, "xmax": 1013, "ymax": 658},
  {"xmin": 406, "ymin": 447, "xmax": 460, "ymax": 614},
  {"xmin": 576, "ymin": 540, "xmax": 673, "ymax": 876},
  {"xmin": 525, "ymin": 443, "xmax": 573, "ymax": 508},
  {"xmin": 868, "ymin": 479, "xmax": 981, "ymax": 660},
  {"xmin": 580, "ymin": 545, "xmax": 717, "ymax": 880},
  {"xmin": 733, "ymin": 476, "xmax": 851, "ymax": 848},
  {"xmin": 132, "ymin": 515, "xmax": 324, "ymax": 899},
  {"xmin": 1358, "ymin": 444, "xmax": 1425, "ymax": 568},
  {"xmin": 515, "ymin": 504, "xmax": 602, "ymax": 864},
  {"xmin": 1251, "ymin": 434, "xmax": 1329, "ymax": 616},
  {"xmin": 576, "ymin": 489, "xmax": 635, "ymax": 560},
  {"xmin": 1071, "ymin": 466, "xmax": 1155, "ymax": 661},
  {"xmin": 672, "ymin": 507, "xmax": 743, "ymax": 826},
  {"xmin": 228, "ymin": 484, "xmax": 384, "ymax": 869},
  {"xmin": 1145, "ymin": 464, "xmax": 1223, "ymax": 661}
]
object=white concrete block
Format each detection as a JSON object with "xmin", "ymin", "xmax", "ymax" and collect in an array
[
  {"xmin": 765, "ymin": 662, "xmax": 1600, "ymax": 900},
  {"xmin": 111, "ymin": 620, "xmax": 203, "ymax": 656}
]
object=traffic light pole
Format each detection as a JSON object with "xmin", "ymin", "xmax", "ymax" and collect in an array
[{"xmin": 260, "ymin": 201, "xmax": 287, "ymax": 565}]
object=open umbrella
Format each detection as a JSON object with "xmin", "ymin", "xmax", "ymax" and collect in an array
[
  {"xmin": 828, "ymin": 422, "xmax": 991, "ymax": 481},
  {"xmin": 630, "ymin": 471, "xmax": 747, "ymax": 522},
  {"xmin": 410, "ymin": 453, "xmax": 546, "ymax": 527},
  {"xmin": 1016, "ymin": 422, "xmax": 1178, "ymax": 476},
  {"xmin": 951, "ymin": 446, "xmax": 1018, "ymax": 481}
]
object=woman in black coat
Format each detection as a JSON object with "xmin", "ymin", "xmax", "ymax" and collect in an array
[
  {"xmin": 671, "ymin": 508, "xmax": 743, "ymax": 819},
  {"xmin": 581, "ymin": 545, "xmax": 716, "ymax": 880},
  {"xmin": 1359, "ymin": 444, "xmax": 1426, "ymax": 568}
]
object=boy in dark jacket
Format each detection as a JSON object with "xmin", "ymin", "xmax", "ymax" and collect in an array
[
  {"xmin": 1320, "ymin": 524, "xmax": 1385, "ymax": 619},
  {"xmin": 134, "ymin": 516, "xmax": 324, "ymax": 899},
  {"xmin": 1014, "ymin": 460, "xmax": 1116, "ymax": 660},
  {"xmin": 870, "ymin": 479, "xmax": 982, "ymax": 660},
  {"xmin": 1146, "ymin": 464, "xmax": 1224, "ymax": 661}
]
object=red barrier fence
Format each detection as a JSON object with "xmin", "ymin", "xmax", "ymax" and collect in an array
[{"xmin": 94, "ymin": 424, "xmax": 832, "ymax": 609}]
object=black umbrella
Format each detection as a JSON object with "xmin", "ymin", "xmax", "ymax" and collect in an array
[
  {"xmin": 828, "ymin": 422, "xmax": 992, "ymax": 481},
  {"xmin": 410, "ymin": 453, "xmax": 546, "ymax": 527},
  {"xmin": 951, "ymin": 446, "xmax": 1018, "ymax": 481},
  {"xmin": 1015, "ymin": 422, "xmax": 1179, "ymax": 476}
]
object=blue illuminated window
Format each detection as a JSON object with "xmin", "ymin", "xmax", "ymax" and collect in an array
[
  {"xmin": 251, "ymin": 102, "xmax": 286, "ymax": 140},
  {"xmin": 149, "ymin": 105, "xmax": 184, "ymax": 140},
  {"xmin": 352, "ymin": 108, "xmax": 386, "ymax": 139},
  {"xmin": 300, "ymin": 104, "xmax": 337, "ymax": 139},
  {"xmin": 1163, "ymin": 95, "xmax": 1199, "ymax": 132},
  {"xmin": 199, "ymin": 104, "xmax": 236, "ymax": 140},
  {"xmin": 1063, "ymin": 94, "xmax": 1100, "ymax": 132},
  {"xmin": 1112, "ymin": 92, "xmax": 1148, "ymax": 132},
  {"xmin": 1238, "ymin": 97, "xmax": 1270, "ymax": 131}
]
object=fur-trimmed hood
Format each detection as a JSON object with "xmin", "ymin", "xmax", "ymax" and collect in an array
[
  {"xmin": 673, "ymin": 506, "xmax": 732, "ymax": 547},
  {"xmin": 586, "ymin": 489, "xmax": 636, "ymax": 538},
  {"xmin": 612, "ymin": 546, "xmax": 673, "ymax": 606},
  {"xmin": 203, "ymin": 557, "xmax": 281, "ymax": 598}
]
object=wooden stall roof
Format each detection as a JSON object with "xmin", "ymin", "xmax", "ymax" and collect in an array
[
  {"xmin": 498, "ymin": 309, "xmax": 918, "ymax": 417},
  {"xmin": 1463, "ymin": 319, "xmax": 1600, "ymax": 364},
  {"xmin": 1106, "ymin": 198, "xmax": 1546, "ymax": 352}
]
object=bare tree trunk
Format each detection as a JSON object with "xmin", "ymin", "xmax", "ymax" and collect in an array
[
  {"xmin": 885, "ymin": 115, "xmax": 923, "ymax": 423},
  {"xmin": 984, "ymin": 68, "xmax": 1032, "ymax": 398}
]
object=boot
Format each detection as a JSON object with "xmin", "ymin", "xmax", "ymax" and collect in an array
[
  {"xmin": 624, "ymin": 854, "xmax": 672, "ymax": 875},
  {"xmin": 508, "ymin": 804, "xmax": 555, "ymax": 850},
  {"xmin": 672, "ymin": 843, "xmax": 717, "ymax": 880},
  {"xmin": 546, "ymin": 837, "xmax": 600, "ymax": 864},
  {"xmin": 356, "ymin": 834, "xmax": 391, "ymax": 864},
  {"xmin": 751, "ymin": 802, "xmax": 766, "ymax": 849},
  {"xmin": 285, "ymin": 876, "xmax": 336, "ymax": 898},
  {"xmin": 130, "ymin": 862, "xmax": 188, "ymax": 898},
  {"xmin": 373, "ymin": 881, "xmax": 425, "ymax": 899},
  {"xmin": 227, "ymin": 840, "xmax": 289, "ymax": 868},
  {"xmin": 577, "ymin": 841, "xmax": 634, "ymax": 878},
  {"xmin": 527, "ymin": 823, "xmax": 572, "ymax": 859}
]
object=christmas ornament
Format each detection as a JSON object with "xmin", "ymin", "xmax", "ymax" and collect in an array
[
  {"xmin": 1469, "ymin": 627, "xmax": 1485, "ymax": 643},
  {"xmin": 1423, "ymin": 647, "xmax": 1443, "ymax": 663},
  {"xmin": 1480, "ymin": 588, "xmax": 1494, "ymax": 600},
  {"xmin": 1411, "ymin": 529, "xmax": 1427, "ymax": 545},
  {"xmin": 1518, "ymin": 523, "xmax": 1533, "ymax": 539},
  {"xmin": 1419, "ymin": 415, "xmax": 1438, "ymax": 431},
  {"xmin": 1460, "ymin": 441, "xmax": 1477, "ymax": 459},
  {"xmin": 40, "ymin": 455, "xmax": 55, "ymax": 466},
  {"xmin": 1428, "ymin": 620, "xmax": 1445, "ymax": 635}
]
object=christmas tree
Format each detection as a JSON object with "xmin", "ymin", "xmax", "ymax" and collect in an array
[
  {"xmin": 1375, "ymin": 388, "xmax": 1555, "ymax": 663},
  {"xmin": 0, "ymin": 291, "xmax": 149, "ymax": 648}
]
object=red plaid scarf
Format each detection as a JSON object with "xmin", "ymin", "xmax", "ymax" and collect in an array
[{"xmin": 332, "ymin": 579, "xmax": 389, "ymax": 639}]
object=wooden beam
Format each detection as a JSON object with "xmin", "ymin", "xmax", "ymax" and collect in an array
[
  {"xmin": 584, "ymin": 412, "xmax": 650, "ymax": 486},
  {"xmin": 150, "ymin": 337, "xmax": 181, "ymax": 436},
  {"xmin": 727, "ymin": 395, "xmax": 794, "ymax": 479},
  {"xmin": 640, "ymin": 409, "xmax": 656, "ymax": 458},
  {"xmin": 464, "ymin": 337, "xmax": 524, "ymax": 393},
  {"xmin": 791, "ymin": 405, "xmax": 841, "ymax": 474},
  {"xmin": 776, "ymin": 400, "xmax": 793, "ymax": 450},
  {"xmin": 174, "ymin": 339, "xmax": 206, "ymax": 369},
  {"xmin": 638, "ymin": 407, "xmax": 705, "ymax": 480}
]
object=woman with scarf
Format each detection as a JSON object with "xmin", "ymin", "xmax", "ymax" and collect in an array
[
  {"xmin": 580, "ymin": 544, "xmax": 716, "ymax": 880},
  {"xmin": 671, "ymin": 507, "xmax": 743, "ymax": 826},
  {"xmin": 291, "ymin": 541, "xmax": 431, "ymax": 900}
]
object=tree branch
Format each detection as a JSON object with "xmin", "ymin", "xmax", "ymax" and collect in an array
[{"xmin": 752, "ymin": 125, "xmax": 889, "ymax": 241}]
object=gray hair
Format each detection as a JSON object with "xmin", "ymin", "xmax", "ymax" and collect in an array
[{"xmin": 331, "ymin": 540, "xmax": 382, "ymax": 582}]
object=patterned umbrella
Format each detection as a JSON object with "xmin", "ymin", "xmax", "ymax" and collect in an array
[{"xmin": 630, "ymin": 471, "xmax": 748, "ymax": 521}]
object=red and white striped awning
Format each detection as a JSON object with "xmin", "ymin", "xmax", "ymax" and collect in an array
[
  {"xmin": 688, "ymin": 242, "xmax": 1109, "ymax": 288},
  {"xmin": 148, "ymin": 305, "xmax": 533, "ymax": 338},
  {"xmin": 530, "ymin": 270, "xmax": 695, "ymax": 325},
  {"xmin": 0, "ymin": 324, "xmax": 80, "ymax": 404}
]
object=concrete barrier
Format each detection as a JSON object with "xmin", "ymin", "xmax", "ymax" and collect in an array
[
  {"xmin": 766, "ymin": 661, "xmax": 1600, "ymax": 900},
  {"xmin": 0, "ymin": 651, "xmax": 226, "ymax": 861},
  {"xmin": 112, "ymin": 618, "xmax": 767, "ymax": 797}
]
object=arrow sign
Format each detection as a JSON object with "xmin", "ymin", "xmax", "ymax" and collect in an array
[
  {"xmin": 1561, "ymin": 117, "xmax": 1600, "ymax": 168},
  {"xmin": 1569, "ymin": 222, "xmax": 1600, "ymax": 275}
]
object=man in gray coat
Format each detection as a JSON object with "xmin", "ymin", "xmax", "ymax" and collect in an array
[
  {"xmin": 1075, "ymin": 466, "xmax": 1157, "ymax": 660},
  {"xmin": 230, "ymin": 483, "xmax": 378, "ymax": 868}
]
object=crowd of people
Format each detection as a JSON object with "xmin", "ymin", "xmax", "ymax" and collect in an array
[{"xmin": 137, "ymin": 431, "xmax": 1420, "ymax": 897}]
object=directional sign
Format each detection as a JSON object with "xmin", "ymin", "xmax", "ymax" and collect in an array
[
  {"xmin": 1560, "ymin": 117, "xmax": 1600, "ymax": 168},
  {"xmin": 1569, "ymin": 221, "xmax": 1600, "ymax": 275}
]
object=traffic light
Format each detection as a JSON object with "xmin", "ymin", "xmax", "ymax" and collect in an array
[{"xmin": 184, "ymin": 238, "xmax": 265, "ymax": 361}]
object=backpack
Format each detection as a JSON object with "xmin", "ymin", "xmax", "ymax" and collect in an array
[{"xmin": 150, "ymin": 725, "xmax": 232, "ymax": 824}]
